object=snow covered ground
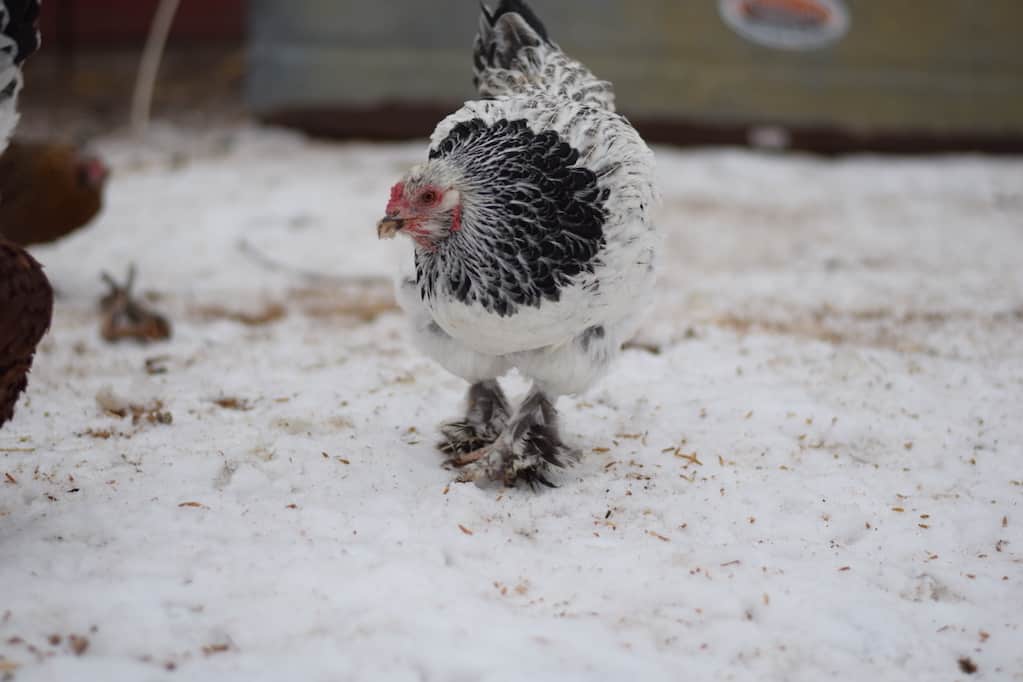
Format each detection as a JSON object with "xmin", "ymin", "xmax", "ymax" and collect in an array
[{"xmin": 2, "ymin": 125, "xmax": 1021, "ymax": 681}]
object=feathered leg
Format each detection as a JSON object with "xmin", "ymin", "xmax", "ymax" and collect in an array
[
  {"xmin": 453, "ymin": 385, "xmax": 579, "ymax": 488},
  {"xmin": 438, "ymin": 379, "xmax": 510, "ymax": 461}
]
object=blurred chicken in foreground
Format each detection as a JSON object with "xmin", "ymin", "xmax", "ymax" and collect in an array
[
  {"xmin": 0, "ymin": 239, "xmax": 51, "ymax": 425},
  {"xmin": 0, "ymin": 140, "xmax": 109, "ymax": 246},
  {"xmin": 0, "ymin": 0, "xmax": 49, "ymax": 429}
]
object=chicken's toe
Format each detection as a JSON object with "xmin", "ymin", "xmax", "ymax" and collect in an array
[
  {"xmin": 436, "ymin": 379, "xmax": 510, "ymax": 457},
  {"xmin": 443, "ymin": 444, "xmax": 490, "ymax": 469},
  {"xmin": 437, "ymin": 420, "xmax": 493, "ymax": 457}
]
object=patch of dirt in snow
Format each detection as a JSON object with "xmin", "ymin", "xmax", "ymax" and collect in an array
[{"xmin": 1, "ymin": 126, "xmax": 1021, "ymax": 681}]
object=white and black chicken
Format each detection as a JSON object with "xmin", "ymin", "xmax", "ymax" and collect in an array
[{"xmin": 378, "ymin": 0, "xmax": 657, "ymax": 487}]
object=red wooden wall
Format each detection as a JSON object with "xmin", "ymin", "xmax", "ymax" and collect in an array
[{"xmin": 39, "ymin": 0, "xmax": 245, "ymax": 47}]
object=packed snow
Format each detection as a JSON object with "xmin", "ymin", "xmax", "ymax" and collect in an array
[{"xmin": 2, "ymin": 125, "xmax": 1021, "ymax": 681}]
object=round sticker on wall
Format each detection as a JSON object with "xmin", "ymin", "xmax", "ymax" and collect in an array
[{"xmin": 719, "ymin": 0, "xmax": 850, "ymax": 51}]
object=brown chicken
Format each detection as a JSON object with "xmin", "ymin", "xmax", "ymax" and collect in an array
[
  {"xmin": 0, "ymin": 237, "xmax": 53, "ymax": 426},
  {"xmin": 0, "ymin": 140, "xmax": 108, "ymax": 246}
]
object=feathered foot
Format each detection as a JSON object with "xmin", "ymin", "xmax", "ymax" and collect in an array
[
  {"xmin": 453, "ymin": 387, "xmax": 580, "ymax": 489},
  {"xmin": 438, "ymin": 379, "xmax": 510, "ymax": 463}
]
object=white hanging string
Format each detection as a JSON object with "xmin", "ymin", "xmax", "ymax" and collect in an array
[{"xmin": 130, "ymin": 0, "xmax": 181, "ymax": 136}]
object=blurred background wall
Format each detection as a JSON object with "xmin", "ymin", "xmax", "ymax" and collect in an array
[
  {"xmin": 39, "ymin": 0, "xmax": 243, "ymax": 44},
  {"xmin": 23, "ymin": 0, "xmax": 245, "ymax": 140},
  {"xmin": 22, "ymin": 0, "xmax": 1023, "ymax": 153}
]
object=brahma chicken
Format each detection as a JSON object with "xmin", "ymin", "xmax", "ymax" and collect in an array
[{"xmin": 378, "ymin": 0, "xmax": 658, "ymax": 487}]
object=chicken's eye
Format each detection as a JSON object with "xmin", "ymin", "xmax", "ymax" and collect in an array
[{"xmin": 418, "ymin": 190, "xmax": 439, "ymax": 206}]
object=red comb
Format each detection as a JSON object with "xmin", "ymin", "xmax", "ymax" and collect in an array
[
  {"xmin": 80, "ymin": 157, "xmax": 109, "ymax": 186},
  {"xmin": 386, "ymin": 182, "xmax": 405, "ymax": 214}
]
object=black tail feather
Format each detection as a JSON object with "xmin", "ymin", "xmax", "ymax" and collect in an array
[
  {"xmin": 485, "ymin": 0, "xmax": 550, "ymax": 44},
  {"xmin": 474, "ymin": 0, "xmax": 552, "ymax": 76},
  {"xmin": 2, "ymin": 0, "xmax": 41, "ymax": 64}
]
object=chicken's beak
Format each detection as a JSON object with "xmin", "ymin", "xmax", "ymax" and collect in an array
[{"xmin": 377, "ymin": 217, "xmax": 404, "ymax": 240}]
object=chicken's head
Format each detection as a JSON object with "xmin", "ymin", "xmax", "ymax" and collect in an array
[
  {"xmin": 76, "ymin": 155, "xmax": 109, "ymax": 191},
  {"xmin": 377, "ymin": 164, "xmax": 462, "ymax": 250}
]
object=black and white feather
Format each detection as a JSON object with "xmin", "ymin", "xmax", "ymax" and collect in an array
[
  {"xmin": 384, "ymin": 0, "xmax": 657, "ymax": 487},
  {"xmin": 472, "ymin": 0, "xmax": 616, "ymax": 111},
  {"xmin": 414, "ymin": 95, "xmax": 656, "ymax": 367},
  {"xmin": 0, "ymin": 0, "xmax": 40, "ymax": 151}
]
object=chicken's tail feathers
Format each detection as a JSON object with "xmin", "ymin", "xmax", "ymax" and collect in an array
[
  {"xmin": 473, "ymin": 0, "xmax": 551, "ymax": 76},
  {"xmin": 0, "ymin": 0, "xmax": 41, "ymax": 152},
  {"xmin": 1, "ymin": 0, "xmax": 42, "ymax": 65},
  {"xmin": 472, "ymin": 0, "xmax": 616, "ymax": 110},
  {"xmin": 485, "ymin": 0, "xmax": 550, "ymax": 44}
]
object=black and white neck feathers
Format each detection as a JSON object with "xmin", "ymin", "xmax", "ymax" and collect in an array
[{"xmin": 416, "ymin": 117, "xmax": 609, "ymax": 318}]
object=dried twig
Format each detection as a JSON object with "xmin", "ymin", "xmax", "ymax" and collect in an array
[{"xmin": 99, "ymin": 266, "xmax": 172, "ymax": 343}]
